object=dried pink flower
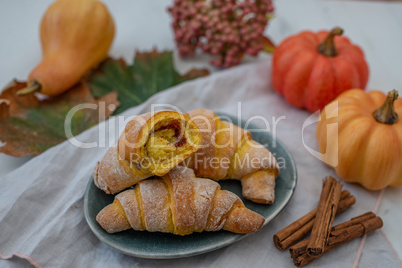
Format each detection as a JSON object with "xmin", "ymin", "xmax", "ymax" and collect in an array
[{"xmin": 168, "ymin": 0, "xmax": 274, "ymax": 68}]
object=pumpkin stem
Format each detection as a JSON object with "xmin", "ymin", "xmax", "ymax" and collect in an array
[
  {"xmin": 373, "ymin": 90, "xmax": 399, "ymax": 124},
  {"xmin": 317, "ymin": 27, "xmax": 344, "ymax": 57},
  {"xmin": 16, "ymin": 80, "xmax": 41, "ymax": 96}
]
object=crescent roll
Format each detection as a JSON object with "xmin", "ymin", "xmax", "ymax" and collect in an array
[
  {"xmin": 94, "ymin": 111, "xmax": 202, "ymax": 194},
  {"xmin": 182, "ymin": 109, "xmax": 279, "ymax": 204},
  {"xmin": 96, "ymin": 166, "xmax": 265, "ymax": 235}
]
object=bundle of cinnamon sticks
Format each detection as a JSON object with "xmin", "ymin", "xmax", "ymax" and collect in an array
[{"xmin": 273, "ymin": 176, "xmax": 383, "ymax": 267}]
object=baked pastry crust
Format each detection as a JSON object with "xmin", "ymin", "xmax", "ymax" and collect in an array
[
  {"xmin": 182, "ymin": 109, "xmax": 279, "ymax": 204},
  {"xmin": 96, "ymin": 166, "xmax": 265, "ymax": 235},
  {"xmin": 94, "ymin": 110, "xmax": 202, "ymax": 194}
]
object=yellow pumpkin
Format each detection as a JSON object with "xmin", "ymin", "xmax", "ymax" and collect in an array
[
  {"xmin": 316, "ymin": 89, "xmax": 402, "ymax": 190},
  {"xmin": 18, "ymin": 0, "xmax": 115, "ymax": 96}
]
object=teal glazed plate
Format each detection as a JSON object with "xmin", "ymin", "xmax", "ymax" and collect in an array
[{"xmin": 84, "ymin": 112, "xmax": 297, "ymax": 259}]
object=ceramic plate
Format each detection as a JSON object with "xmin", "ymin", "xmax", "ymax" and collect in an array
[{"xmin": 84, "ymin": 112, "xmax": 297, "ymax": 259}]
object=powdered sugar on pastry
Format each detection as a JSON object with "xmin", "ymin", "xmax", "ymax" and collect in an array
[
  {"xmin": 95, "ymin": 199, "xmax": 131, "ymax": 233},
  {"xmin": 193, "ymin": 178, "xmax": 219, "ymax": 231},
  {"xmin": 183, "ymin": 109, "xmax": 216, "ymax": 178},
  {"xmin": 93, "ymin": 146, "xmax": 147, "ymax": 194},
  {"xmin": 96, "ymin": 166, "xmax": 265, "ymax": 235},
  {"xmin": 230, "ymin": 140, "xmax": 279, "ymax": 179},
  {"xmin": 241, "ymin": 170, "xmax": 276, "ymax": 204},
  {"xmin": 94, "ymin": 110, "xmax": 202, "ymax": 194},
  {"xmin": 139, "ymin": 178, "xmax": 173, "ymax": 233},
  {"xmin": 215, "ymin": 121, "xmax": 250, "ymax": 179},
  {"xmin": 205, "ymin": 190, "xmax": 239, "ymax": 231},
  {"xmin": 163, "ymin": 166, "xmax": 196, "ymax": 235},
  {"xmin": 116, "ymin": 189, "xmax": 144, "ymax": 230},
  {"xmin": 184, "ymin": 109, "xmax": 280, "ymax": 204}
]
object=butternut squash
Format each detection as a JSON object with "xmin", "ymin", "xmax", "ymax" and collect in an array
[{"xmin": 17, "ymin": 0, "xmax": 115, "ymax": 96}]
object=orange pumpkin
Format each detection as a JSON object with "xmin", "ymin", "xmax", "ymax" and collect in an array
[
  {"xmin": 272, "ymin": 27, "xmax": 369, "ymax": 113},
  {"xmin": 316, "ymin": 89, "xmax": 402, "ymax": 190}
]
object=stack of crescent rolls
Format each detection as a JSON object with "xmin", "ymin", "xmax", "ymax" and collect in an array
[{"xmin": 94, "ymin": 109, "xmax": 279, "ymax": 235}]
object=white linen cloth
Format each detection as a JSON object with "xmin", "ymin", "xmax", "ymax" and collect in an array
[{"xmin": 0, "ymin": 61, "xmax": 400, "ymax": 267}]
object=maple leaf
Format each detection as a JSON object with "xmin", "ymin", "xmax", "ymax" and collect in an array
[
  {"xmin": 88, "ymin": 50, "xmax": 209, "ymax": 114},
  {"xmin": 0, "ymin": 81, "xmax": 119, "ymax": 157}
]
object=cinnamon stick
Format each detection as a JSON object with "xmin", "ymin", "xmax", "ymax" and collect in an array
[
  {"xmin": 306, "ymin": 177, "xmax": 342, "ymax": 256},
  {"xmin": 273, "ymin": 190, "xmax": 355, "ymax": 250},
  {"xmin": 289, "ymin": 212, "xmax": 383, "ymax": 267}
]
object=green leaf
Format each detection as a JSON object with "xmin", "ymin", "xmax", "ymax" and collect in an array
[{"xmin": 88, "ymin": 50, "xmax": 210, "ymax": 114}]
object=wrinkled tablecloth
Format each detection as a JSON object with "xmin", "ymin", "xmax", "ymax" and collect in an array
[{"xmin": 0, "ymin": 61, "xmax": 400, "ymax": 267}]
